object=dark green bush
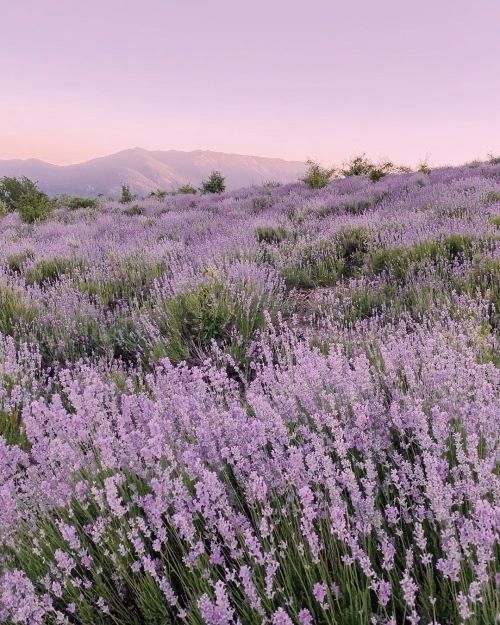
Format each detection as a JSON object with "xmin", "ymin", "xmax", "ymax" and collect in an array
[
  {"xmin": 67, "ymin": 196, "xmax": 98, "ymax": 210},
  {"xmin": 201, "ymin": 171, "xmax": 225, "ymax": 194},
  {"xmin": 336, "ymin": 227, "xmax": 371, "ymax": 277},
  {"xmin": 176, "ymin": 184, "xmax": 197, "ymax": 195},
  {"xmin": 255, "ymin": 226, "xmax": 290, "ymax": 244},
  {"xmin": 155, "ymin": 279, "xmax": 269, "ymax": 367},
  {"xmin": 148, "ymin": 189, "xmax": 168, "ymax": 199},
  {"xmin": 123, "ymin": 204, "xmax": 144, "ymax": 216},
  {"xmin": 0, "ymin": 176, "xmax": 39, "ymax": 211}
]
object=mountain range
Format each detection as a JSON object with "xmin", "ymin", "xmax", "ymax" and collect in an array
[{"xmin": 0, "ymin": 148, "xmax": 306, "ymax": 196}]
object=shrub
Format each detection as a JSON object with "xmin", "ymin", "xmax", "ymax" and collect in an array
[
  {"xmin": 119, "ymin": 184, "xmax": 135, "ymax": 203},
  {"xmin": 156, "ymin": 279, "xmax": 269, "ymax": 367},
  {"xmin": 488, "ymin": 153, "xmax": 500, "ymax": 165},
  {"xmin": 176, "ymin": 183, "xmax": 197, "ymax": 195},
  {"xmin": 255, "ymin": 226, "xmax": 290, "ymax": 244},
  {"xmin": 336, "ymin": 227, "xmax": 371, "ymax": 277},
  {"xmin": 341, "ymin": 155, "xmax": 396, "ymax": 182},
  {"xmin": 301, "ymin": 160, "xmax": 336, "ymax": 189},
  {"xmin": 201, "ymin": 171, "xmax": 225, "ymax": 194},
  {"xmin": 148, "ymin": 189, "xmax": 168, "ymax": 199},
  {"xmin": 489, "ymin": 214, "xmax": 500, "ymax": 227},
  {"xmin": 16, "ymin": 187, "xmax": 52, "ymax": 223},
  {"xmin": 67, "ymin": 196, "xmax": 98, "ymax": 210},
  {"xmin": 341, "ymin": 154, "xmax": 374, "ymax": 177},
  {"xmin": 123, "ymin": 204, "xmax": 144, "ymax": 216}
]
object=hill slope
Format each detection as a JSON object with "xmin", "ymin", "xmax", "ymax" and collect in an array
[{"xmin": 0, "ymin": 148, "xmax": 306, "ymax": 196}]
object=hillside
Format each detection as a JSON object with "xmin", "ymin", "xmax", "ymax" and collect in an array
[
  {"xmin": 0, "ymin": 162, "xmax": 499, "ymax": 624},
  {"xmin": 0, "ymin": 148, "xmax": 306, "ymax": 196}
]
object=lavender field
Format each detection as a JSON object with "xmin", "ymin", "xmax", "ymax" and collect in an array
[{"xmin": 0, "ymin": 162, "xmax": 499, "ymax": 624}]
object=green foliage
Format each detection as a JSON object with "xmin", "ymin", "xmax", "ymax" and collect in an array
[
  {"xmin": 467, "ymin": 258, "xmax": 500, "ymax": 330},
  {"xmin": 16, "ymin": 187, "xmax": 51, "ymax": 223},
  {"xmin": 156, "ymin": 279, "xmax": 269, "ymax": 367},
  {"xmin": 481, "ymin": 191, "xmax": 500, "ymax": 203},
  {"xmin": 77, "ymin": 259, "xmax": 165, "ymax": 309},
  {"xmin": 341, "ymin": 155, "xmax": 397, "ymax": 182},
  {"xmin": 336, "ymin": 227, "xmax": 371, "ymax": 277},
  {"xmin": 148, "ymin": 188, "xmax": 168, "ymax": 199},
  {"xmin": 282, "ymin": 227, "xmax": 371, "ymax": 289},
  {"xmin": 371, "ymin": 247, "xmax": 410, "ymax": 281},
  {"xmin": 488, "ymin": 154, "xmax": 500, "ymax": 165},
  {"xmin": 0, "ymin": 282, "xmax": 37, "ymax": 335},
  {"xmin": 201, "ymin": 171, "xmax": 225, "ymax": 194},
  {"xmin": 301, "ymin": 160, "xmax": 336, "ymax": 189},
  {"xmin": 371, "ymin": 235, "xmax": 477, "ymax": 282},
  {"xmin": 176, "ymin": 183, "xmax": 197, "ymax": 195},
  {"xmin": 67, "ymin": 196, "xmax": 98, "ymax": 210},
  {"xmin": 0, "ymin": 409, "xmax": 29, "ymax": 448},
  {"xmin": 0, "ymin": 176, "xmax": 39, "ymax": 211},
  {"xmin": 489, "ymin": 214, "xmax": 500, "ymax": 227},
  {"xmin": 255, "ymin": 226, "xmax": 290, "ymax": 244},
  {"xmin": 344, "ymin": 199, "xmax": 372, "ymax": 215},
  {"xmin": 6, "ymin": 249, "xmax": 34, "ymax": 273},
  {"xmin": 341, "ymin": 154, "xmax": 374, "ymax": 177},
  {"xmin": 119, "ymin": 184, "xmax": 135, "ymax": 204},
  {"xmin": 25, "ymin": 257, "xmax": 86, "ymax": 286},
  {"xmin": 123, "ymin": 204, "xmax": 144, "ymax": 216},
  {"xmin": 0, "ymin": 176, "xmax": 51, "ymax": 222}
]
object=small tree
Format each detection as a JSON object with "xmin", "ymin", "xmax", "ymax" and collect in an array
[
  {"xmin": 0, "ymin": 176, "xmax": 40, "ymax": 211},
  {"xmin": 16, "ymin": 186, "xmax": 51, "ymax": 223},
  {"xmin": 301, "ymin": 160, "xmax": 336, "ymax": 189},
  {"xmin": 201, "ymin": 171, "xmax": 225, "ymax": 194},
  {"xmin": 0, "ymin": 176, "xmax": 51, "ymax": 222},
  {"xmin": 120, "ymin": 184, "xmax": 135, "ymax": 203}
]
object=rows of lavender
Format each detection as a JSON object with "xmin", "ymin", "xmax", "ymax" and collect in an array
[{"xmin": 0, "ymin": 162, "xmax": 499, "ymax": 624}]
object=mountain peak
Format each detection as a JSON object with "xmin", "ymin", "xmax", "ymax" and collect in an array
[{"xmin": 0, "ymin": 149, "xmax": 306, "ymax": 196}]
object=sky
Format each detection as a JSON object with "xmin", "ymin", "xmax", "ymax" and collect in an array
[{"xmin": 1, "ymin": 0, "xmax": 499, "ymax": 167}]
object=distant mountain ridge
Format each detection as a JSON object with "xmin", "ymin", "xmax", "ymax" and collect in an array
[{"xmin": 0, "ymin": 148, "xmax": 307, "ymax": 196}]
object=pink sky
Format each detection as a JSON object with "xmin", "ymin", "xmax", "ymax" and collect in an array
[{"xmin": 1, "ymin": 0, "xmax": 499, "ymax": 167}]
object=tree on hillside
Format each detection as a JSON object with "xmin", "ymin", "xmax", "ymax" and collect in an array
[{"xmin": 201, "ymin": 171, "xmax": 225, "ymax": 194}]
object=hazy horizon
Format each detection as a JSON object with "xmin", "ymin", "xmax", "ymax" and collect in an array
[{"xmin": 1, "ymin": 0, "xmax": 499, "ymax": 167}]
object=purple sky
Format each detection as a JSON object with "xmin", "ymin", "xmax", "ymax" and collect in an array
[{"xmin": 1, "ymin": 0, "xmax": 499, "ymax": 166}]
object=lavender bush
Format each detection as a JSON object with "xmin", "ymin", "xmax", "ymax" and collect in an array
[{"xmin": 0, "ymin": 161, "xmax": 499, "ymax": 624}]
